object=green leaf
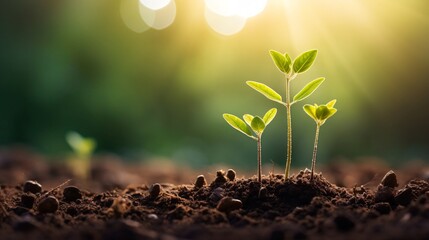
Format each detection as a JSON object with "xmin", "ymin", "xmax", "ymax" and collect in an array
[
  {"xmin": 303, "ymin": 104, "xmax": 317, "ymax": 121},
  {"xmin": 223, "ymin": 114, "xmax": 254, "ymax": 138},
  {"xmin": 315, "ymin": 106, "xmax": 331, "ymax": 120},
  {"xmin": 285, "ymin": 53, "xmax": 292, "ymax": 68},
  {"xmin": 246, "ymin": 81, "xmax": 283, "ymax": 104},
  {"xmin": 326, "ymin": 99, "xmax": 337, "ymax": 108},
  {"xmin": 293, "ymin": 77, "xmax": 325, "ymax": 103},
  {"xmin": 269, "ymin": 50, "xmax": 289, "ymax": 73},
  {"xmin": 319, "ymin": 108, "xmax": 337, "ymax": 126},
  {"xmin": 251, "ymin": 116, "xmax": 265, "ymax": 134},
  {"xmin": 263, "ymin": 108, "xmax": 277, "ymax": 126},
  {"xmin": 66, "ymin": 131, "xmax": 96, "ymax": 156},
  {"xmin": 293, "ymin": 49, "xmax": 318, "ymax": 73},
  {"xmin": 243, "ymin": 114, "xmax": 254, "ymax": 126}
]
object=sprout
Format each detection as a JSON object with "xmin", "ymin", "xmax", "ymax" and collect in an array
[
  {"xmin": 247, "ymin": 49, "xmax": 324, "ymax": 179},
  {"xmin": 303, "ymin": 99, "xmax": 338, "ymax": 181},
  {"xmin": 66, "ymin": 131, "xmax": 96, "ymax": 179},
  {"xmin": 223, "ymin": 108, "xmax": 277, "ymax": 183}
]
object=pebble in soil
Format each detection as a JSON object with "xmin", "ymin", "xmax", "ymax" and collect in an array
[
  {"xmin": 23, "ymin": 181, "xmax": 42, "ymax": 194},
  {"xmin": 37, "ymin": 196, "xmax": 59, "ymax": 214}
]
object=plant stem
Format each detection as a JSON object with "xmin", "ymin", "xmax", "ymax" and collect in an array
[
  {"xmin": 310, "ymin": 124, "xmax": 320, "ymax": 181},
  {"xmin": 257, "ymin": 136, "xmax": 262, "ymax": 183},
  {"xmin": 285, "ymin": 77, "xmax": 292, "ymax": 179}
]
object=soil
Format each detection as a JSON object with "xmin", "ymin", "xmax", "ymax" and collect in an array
[{"xmin": 1, "ymin": 148, "xmax": 429, "ymax": 240}]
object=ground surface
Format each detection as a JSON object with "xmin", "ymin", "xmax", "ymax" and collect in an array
[{"xmin": 1, "ymin": 148, "xmax": 429, "ymax": 240}]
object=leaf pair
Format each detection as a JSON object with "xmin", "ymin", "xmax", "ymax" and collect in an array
[
  {"xmin": 223, "ymin": 108, "xmax": 277, "ymax": 139},
  {"xmin": 246, "ymin": 77, "xmax": 324, "ymax": 105},
  {"xmin": 303, "ymin": 100, "xmax": 337, "ymax": 126},
  {"xmin": 66, "ymin": 131, "xmax": 97, "ymax": 156},
  {"xmin": 270, "ymin": 49, "xmax": 318, "ymax": 74}
]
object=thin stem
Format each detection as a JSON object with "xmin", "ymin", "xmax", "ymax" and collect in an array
[
  {"xmin": 285, "ymin": 76, "xmax": 292, "ymax": 179},
  {"xmin": 257, "ymin": 136, "xmax": 262, "ymax": 183},
  {"xmin": 310, "ymin": 124, "xmax": 320, "ymax": 181}
]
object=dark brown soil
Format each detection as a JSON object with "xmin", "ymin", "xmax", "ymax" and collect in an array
[{"xmin": 1, "ymin": 148, "xmax": 429, "ymax": 240}]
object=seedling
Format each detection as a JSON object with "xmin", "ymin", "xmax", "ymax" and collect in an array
[
  {"xmin": 247, "ymin": 49, "xmax": 324, "ymax": 179},
  {"xmin": 66, "ymin": 131, "xmax": 96, "ymax": 179},
  {"xmin": 303, "ymin": 99, "xmax": 337, "ymax": 181},
  {"xmin": 223, "ymin": 108, "xmax": 277, "ymax": 182}
]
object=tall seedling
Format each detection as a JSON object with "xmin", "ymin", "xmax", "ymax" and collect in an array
[
  {"xmin": 247, "ymin": 50, "xmax": 323, "ymax": 178},
  {"xmin": 303, "ymin": 100, "xmax": 337, "ymax": 181},
  {"xmin": 223, "ymin": 108, "xmax": 277, "ymax": 182}
]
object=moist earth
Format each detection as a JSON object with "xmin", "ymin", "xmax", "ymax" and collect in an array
[{"xmin": 1, "ymin": 149, "xmax": 429, "ymax": 240}]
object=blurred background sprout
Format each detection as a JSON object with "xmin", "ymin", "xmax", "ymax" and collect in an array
[{"xmin": 66, "ymin": 131, "xmax": 96, "ymax": 179}]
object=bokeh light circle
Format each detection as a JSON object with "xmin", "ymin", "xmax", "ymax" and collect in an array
[
  {"xmin": 205, "ymin": 0, "xmax": 267, "ymax": 18},
  {"xmin": 120, "ymin": 0, "xmax": 150, "ymax": 33},
  {"xmin": 205, "ymin": 7, "xmax": 247, "ymax": 36},
  {"xmin": 139, "ymin": 0, "xmax": 176, "ymax": 30},
  {"xmin": 139, "ymin": 0, "xmax": 171, "ymax": 10}
]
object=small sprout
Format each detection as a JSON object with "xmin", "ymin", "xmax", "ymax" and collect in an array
[
  {"xmin": 247, "ymin": 49, "xmax": 324, "ymax": 179},
  {"xmin": 216, "ymin": 197, "xmax": 242, "ymax": 213},
  {"xmin": 303, "ymin": 99, "xmax": 338, "ymax": 181},
  {"xmin": 194, "ymin": 175, "xmax": 207, "ymax": 189},
  {"xmin": 223, "ymin": 108, "xmax": 277, "ymax": 183},
  {"xmin": 226, "ymin": 169, "xmax": 236, "ymax": 181},
  {"xmin": 66, "ymin": 131, "xmax": 96, "ymax": 179}
]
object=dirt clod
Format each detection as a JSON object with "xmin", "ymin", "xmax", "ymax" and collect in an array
[
  {"xmin": 227, "ymin": 169, "xmax": 236, "ymax": 181},
  {"xmin": 37, "ymin": 196, "xmax": 59, "ymax": 213},
  {"xmin": 149, "ymin": 183, "xmax": 161, "ymax": 199},
  {"xmin": 20, "ymin": 193, "xmax": 36, "ymax": 209},
  {"xmin": 374, "ymin": 185, "xmax": 395, "ymax": 204},
  {"xmin": 23, "ymin": 180, "xmax": 42, "ymax": 194},
  {"xmin": 194, "ymin": 175, "xmax": 207, "ymax": 189},
  {"xmin": 334, "ymin": 214, "xmax": 355, "ymax": 231},
  {"xmin": 395, "ymin": 187, "xmax": 413, "ymax": 206},
  {"xmin": 258, "ymin": 187, "xmax": 267, "ymax": 199},
  {"xmin": 373, "ymin": 202, "xmax": 391, "ymax": 215},
  {"xmin": 380, "ymin": 170, "xmax": 398, "ymax": 188},
  {"xmin": 216, "ymin": 197, "xmax": 242, "ymax": 213},
  {"xmin": 63, "ymin": 186, "xmax": 82, "ymax": 202}
]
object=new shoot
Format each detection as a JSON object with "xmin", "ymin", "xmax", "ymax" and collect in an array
[
  {"xmin": 247, "ymin": 49, "xmax": 324, "ymax": 179},
  {"xmin": 303, "ymin": 100, "xmax": 337, "ymax": 181},
  {"xmin": 223, "ymin": 108, "xmax": 277, "ymax": 183},
  {"xmin": 66, "ymin": 131, "xmax": 97, "ymax": 179}
]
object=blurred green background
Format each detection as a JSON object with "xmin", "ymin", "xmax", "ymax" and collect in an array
[{"xmin": 0, "ymin": 0, "xmax": 428, "ymax": 169}]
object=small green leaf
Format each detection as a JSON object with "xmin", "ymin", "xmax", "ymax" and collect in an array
[
  {"xmin": 293, "ymin": 77, "xmax": 325, "ymax": 103},
  {"xmin": 246, "ymin": 81, "xmax": 283, "ymax": 104},
  {"xmin": 66, "ymin": 131, "xmax": 96, "ymax": 156},
  {"xmin": 319, "ymin": 108, "xmax": 337, "ymax": 126},
  {"xmin": 326, "ymin": 99, "xmax": 337, "ymax": 108},
  {"xmin": 251, "ymin": 116, "xmax": 265, "ymax": 134},
  {"xmin": 263, "ymin": 108, "xmax": 277, "ymax": 126},
  {"xmin": 303, "ymin": 104, "xmax": 317, "ymax": 121},
  {"xmin": 269, "ymin": 50, "xmax": 289, "ymax": 73},
  {"xmin": 284, "ymin": 53, "xmax": 292, "ymax": 68},
  {"xmin": 293, "ymin": 49, "xmax": 318, "ymax": 73},
  {"xmin": 243, "ymin": 114, "xmax": 254, "ymax": 126},
  {"xmin": 315, "ymin": 106, "xmax": 331, "ymax": 120},
  {"xmin": 223, "ymin": 114, "xmax": 254, "ymax": 138}
]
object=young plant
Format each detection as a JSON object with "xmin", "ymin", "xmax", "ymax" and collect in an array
[
  {"xmin": 66, "ymin": 131, "xmax": 96, "ymax": 179},
  {"xmin": 247, "ymin": 49, "xmax": 324, "ymax": 179},
  {"xmin": 303, "ymin": 100, "xmax": 337, "ymax": 181},
  {"xmin": 223, "ymin": 108, "xmax": 277, "ymax": 183}
]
